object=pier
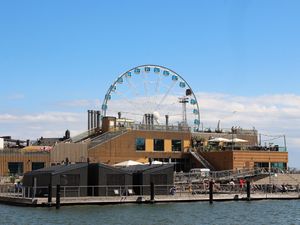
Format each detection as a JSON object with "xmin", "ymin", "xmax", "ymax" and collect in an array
[{"xmin": 0, "ymin": 183, "xmax": 299, "ymax": 207}]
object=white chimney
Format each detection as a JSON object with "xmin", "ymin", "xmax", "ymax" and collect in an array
[{"xmin": 0, "ymin": 138, "xmax": 4, "ymax": 150}]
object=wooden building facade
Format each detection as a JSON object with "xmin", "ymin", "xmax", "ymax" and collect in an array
[{"xmin": 0, "ymin": 151, "xmax": 50, "ymax": 176}]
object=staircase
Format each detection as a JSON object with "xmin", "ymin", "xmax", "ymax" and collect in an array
[
  {"xmin": 89, "ymin": 129, "xmax": 128, "ymax": 149},
  {"xmin": 69, "ymin": 129, "xmax": 98, "ymax": 143},
  {"xmin": 189, "ymin": 149, "xmax": 215, "ymax": 171},
  {"xmin": 210, "ymin": 168, "xmax": 269, "ymax": 181}
]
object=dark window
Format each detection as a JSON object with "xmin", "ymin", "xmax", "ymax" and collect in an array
[
  {"xmin": 150, "ymin": 174, "xmax": 167, "ymax": 185},
  {"xmin": 271, "ymin": 162, "xmax": 287, "ymax": 169},
  {"xmin": 136, "ymin": 138, "xmax": 145, "ymax": 151},
  {"xmin": 172, "ymin": 140, "xmax": 182, "ymax": 152},
  {"xmin": 8, "ymin": 162, "xmax": 23, "ymax": 175},
  {"xmin": 107, "ymin": 174, "xmax": 125, "ymax": 185},
  {"xmin": 32, "ymin": 162, "xmax": 45, "ymax": 171},
  {"xmin": 254, "ymin": 162, "xmax": 269, "ymax": 168},
  {"xmin": 154, "ymin": 139, "xmax": 164, "ymax": 151},
  {"xmin": 60, "ymin": 174, "xmax": 80, "ymax": 186}
]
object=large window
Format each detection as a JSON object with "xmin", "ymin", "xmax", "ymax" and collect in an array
[
  {"xmin": 254, "ymin": 162, "xmax": 269, "ymax": 168},
  {"xmin": 136, "ymin": 138, "xmax": 145, "ymax": 151},
  {"xmin": 172, "ymin": 140, "xmax": 182, "ymax": 152},
  {"xmin": 32, "ymin": 162, "xmax": 45, "ymax": 171},
  {"xmin": 60, "ymin": 174, "xmax": 80, "ymax": 186},
  {"xmin": 154, "ymin": 139, "xmax": 164, "ymax": 151},
  {"xmin": 8, "ymin": 162, "xmax": 23, "ymax": 175},
  {"xmin": 271, "ymin": 162, "xmax": 287, "ymax": 170}
]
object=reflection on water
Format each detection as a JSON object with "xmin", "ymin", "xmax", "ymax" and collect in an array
[{"xmin": 0, "ymin": 200, "xmax": 299, "ymax": 225}]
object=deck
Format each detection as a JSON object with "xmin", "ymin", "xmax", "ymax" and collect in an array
[{"xmin": 0, "ymin": 192, "xmax": 299, "ymax": 207}]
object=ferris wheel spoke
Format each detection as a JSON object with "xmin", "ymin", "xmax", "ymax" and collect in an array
[
  {"xmin": 142, "ymin": 71, "xmax": 153, "ymax": 113},
  {"xmin": 154, "ymin": 81, "xmax": 177, "ymax": 112},
  {"xmin": 155, "ymin": 75, "xmax": 163, "ymax": 96},
  {"xmin": 125, "ymin": 75, "xmax": 140, "ymax": 98},
  {"xmin": 113, "ymin": 91, "xmax": 145, "ymax": 116}
]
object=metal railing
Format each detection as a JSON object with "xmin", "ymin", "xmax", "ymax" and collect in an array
[
  {"xmin": 197, "ymin": 145, "xmax": 287, "ymax": 152},
  {"xmin": 0, "ymin": 183, "xmax": 299, "ymax": 202},
  {"xmin": 189, "ymin": 149, "xmax": 215, "ymax": 170},
  {"xmin": 89, "ymin": 129, "xmax": 128, "ymax": 148},
  {"xmin": 130, "ymin": 124, "xmax": 191, "ymax": 132},
  {"xmin": 174, "ymin": 168, "xmax": 269, "ymax": 184}
]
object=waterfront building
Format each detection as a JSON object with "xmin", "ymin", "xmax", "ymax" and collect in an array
[{"xmin": 0, "ymin": 65, "xmax": 289, "ymax": 176}]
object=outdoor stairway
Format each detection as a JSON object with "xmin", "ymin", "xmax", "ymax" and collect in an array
[
  {"xmin": 69, "ymin": 129, "xmax": 98, "ymax": 143},
  {"xmin": 189, "ymin": 149, "xmax": 215, "ymax": 171},
  {"xmin": 88, "ymin": 129, "xmax": 128, "ymax": 149},
  {"xmin": 209, "ymin": 168, "xmax": 269, "ymax": 181}
]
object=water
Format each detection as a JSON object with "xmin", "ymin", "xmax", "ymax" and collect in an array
[{"xmin": 0, "ymin": 200, "xmax": 299, "ymax": 225}]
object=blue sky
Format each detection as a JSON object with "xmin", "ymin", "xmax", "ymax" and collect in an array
[{"xmin": 0, "ymin": 1, "xmax": 299, "ymax": 167}]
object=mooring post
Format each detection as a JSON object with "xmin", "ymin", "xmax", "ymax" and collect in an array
[
  {"xmin": 48, "ymin": 184, "xmax": 52, "ymax": 206},
  {"xmin": 209, "ymin": 181, "xmax": 213, "ymax": 204},
  {"xmin": 56, "ymin": 185, "xmax": 61, "ymax": 209},
  {"xmin": 247, "ymin": 180, "xmax": 251, "ymax": 201},
  {"xmin": 150, "ymin": 182, "xmax": 155, "ymax": 203}
]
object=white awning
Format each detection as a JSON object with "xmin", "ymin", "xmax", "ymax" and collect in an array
[
  {"xmin": 208, "ymin": 137, "xmax": 231, "ymax": 142},
  {"xmin": 114, "ymin": 160, "xmax": 143, "ymax": 167}
]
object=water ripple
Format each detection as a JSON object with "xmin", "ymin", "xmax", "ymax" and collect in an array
[{"xmin": 0, "ymin": 200, "xmax": 299, "ymax": 225}]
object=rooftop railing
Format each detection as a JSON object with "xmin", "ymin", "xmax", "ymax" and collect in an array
[
  {"xmin": 129, "ymin": 124, "xmax": 191, "ymax": 132},
  {"xmin": 196, "ymin": 145, "xmax": 287, "ymax": 152}
]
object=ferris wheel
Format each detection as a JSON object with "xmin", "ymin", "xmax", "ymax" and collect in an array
[{"xmin": 101, "ymin": 65, "xmax": 201, "ymax": 131}]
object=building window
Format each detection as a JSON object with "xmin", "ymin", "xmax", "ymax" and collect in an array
[
  {"xmin": 271, "ymin": 162, "xmax": 287, "ymax": 170},
  {"xmin": 60, "ymin": 174, "xmax": 80, "ymax": 186},
  {"xmin": 32, "ymin": 162, "xmax": 45, "ymax": 171},
  {"xmin": 136, "ymin": 138, "xmax": 145, "ymax": 151},
  {"xmin": 172, "ymin": 140, "xmax": 182, "ymax": 152},
  {"xmin": 154, "ymin": 139, "xmax": 164, "ymax": 151},
  {"xmin": 8, "ymin": 162, "xmax": 24, "ymax": 175},
  {"xmin": 254, "ymin": 162, "xmax": 269, "ymax": 168}
]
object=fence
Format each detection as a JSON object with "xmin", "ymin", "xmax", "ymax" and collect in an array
[{"xmin": 0, "ymin": 183, "xmax": 299, "ymax": 201}]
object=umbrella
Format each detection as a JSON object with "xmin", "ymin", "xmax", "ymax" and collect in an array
[
  {"xmin": 230, "ymin": 138, "xmax": 248, "ymax": 143},
  {"xmin": 114, "ymin": 160, "xmax": 143, "ymax": 167},
  {"xmin": 151, "ymin": 160, "xmax": 164, "ymax": 165},
  {"xmin": 146, "ymin": 160, "xmax": 165, "ymax": 165},
  {"xmin": 208, "ymin": 137, "xmax": 231, "ymax": 142}
]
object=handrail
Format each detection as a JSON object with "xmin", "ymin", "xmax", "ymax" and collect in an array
[
  {"xmin": 188, "ymin": 149, "xmax": 215, "ymax": 171},
  {"xmin": 89, "ymin": 129, "xmax": 129, "ymax": 149}
]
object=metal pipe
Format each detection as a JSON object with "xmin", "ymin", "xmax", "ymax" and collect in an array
[
  {"xmin": 88, "ymin": 110, "xmax": 91, "ymax": 130},
  {"xmin": 165, "ymin": 115, "xmax": 169, "ymax": 127},
  {"xmin": 94, "ymin": 111, "xmax": 97, "ymax": 129},
  {"xmin": 96, "ymin": 111, "xmax": 101, "ymax": 129},
  {"xmin": 91, "ymin": 111, "xmax": 94, "ymax": 129},
  {"xmin": 209, "ymin": 181, "xmax": 213, "ymax": 204},
  {"xmin": 56, "ymin": 185, "xmax": 61, "ymax": 209},
  {"xmin": 247, "ymin": 180, "xmax": 251, "ymax": 201}
]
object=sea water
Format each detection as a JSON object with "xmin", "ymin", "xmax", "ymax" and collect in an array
[{"xmin": 0, "ymin": 200, "xmax": 299, "ymax": 225}]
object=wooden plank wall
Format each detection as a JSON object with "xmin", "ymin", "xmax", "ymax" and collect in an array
[
  {"xmin": 50, "ymin": 143, "xmax": 88, "ymax": 164},
  {"xmin": 200, "ymin": 151, "xmax": 288, "ymax": 171},
  {"xmin": 88, "ymin": 130, "xmax": 192, "ymax": 165},
  {"xmin": 0, "ymin": 152, "xmax": 50, "ymax": 176}
]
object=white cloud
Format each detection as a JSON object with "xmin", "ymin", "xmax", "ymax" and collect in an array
[
  {"xmin": 7, "ymin": 93, "xmax": 25, "ymax": 100},
  {"xmin": 0, "ymin": 112, "xmax": 86, "ymax": 140},
  {"xmin": 57, "ymin": 99, "xmax": 101, "ymax": 108},
  {"xmin": 0, "ymin": 112, "xmax": 81, "ymax": 123}
]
